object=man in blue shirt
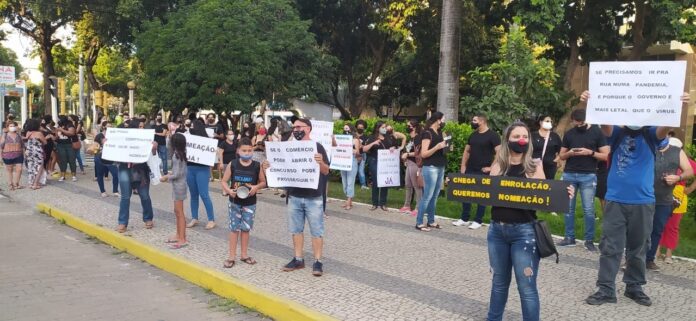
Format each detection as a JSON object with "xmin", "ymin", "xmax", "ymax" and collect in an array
[{"xmin": 582, "ymin": 90, "xmax": 690, "ymax": 307}]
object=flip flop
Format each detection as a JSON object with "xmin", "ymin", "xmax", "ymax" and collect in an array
[
  {"xmin": 164, "ymin": 239, "xmax": 179, "ymax": 244},
  {"xmin": 223, "ymin": 259, "xmax": 236, "ymax": 268},
  {"xmin": 240, "ymin": 257, "xmax": 257, "ymax": 265},
  {"xmin": 169, "ymin": 243, "xmax": 188, "ymax": 249}
]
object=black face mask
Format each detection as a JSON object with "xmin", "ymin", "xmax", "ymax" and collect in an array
[
  {"xmin": 293, "ymin": 130, "xmax": 306, "ymax": 140},
  {"xmin": 471, "ymin": 122, "xmax": 479, "ymax": 130},
  {"xmin": 508, "ymin": 140, "xmax": 528, "ymax": 154},
  {"xmin": 344, "ymin": 130, "xmax": 351, "ymax": 135},
  {"xmin": 357, "ymin": 128, "xmax": 364, "ymax": 134}
]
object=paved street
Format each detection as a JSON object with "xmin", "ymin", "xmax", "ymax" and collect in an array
[
  {"xmin": 3, "ymin": 168, "xmax": 696, "ymax": 321},
  {"xmin": 0, "ymin": 191, "xmax": 266, "ymax": 321}
]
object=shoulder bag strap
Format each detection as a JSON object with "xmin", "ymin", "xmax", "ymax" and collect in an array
[{"xmin": 541, "ymin": 132, "xmax": 550, "ymax": 160}]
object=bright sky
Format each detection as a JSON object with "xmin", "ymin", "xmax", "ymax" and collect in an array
[{"xmin": 1, "ymin": 23, "xmax": 75, "ymax": 84}]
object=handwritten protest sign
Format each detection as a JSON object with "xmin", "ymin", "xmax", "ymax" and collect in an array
[
  {"xmin": 377, "ymin": 149, "xmax": 401, "ymax": 187},
  {"xmin": 311, "ymin": 120, "xmax": 334, "ymax": 159},
  {"xmin": 330, "ymin": 135, "xmax": 354, "ymax": 171},
  {"xmin": 265, "ymin": 141, "xmax": 320, "ymax": 189},
  {"xmin": 587, "ymin": 61, "xmax": 687, "ymax": 127},
  {"xmin": 446, "ymin": 174, "xmax": 570, "ymax": 213},
  {"xmin": 183, "ymin": 134, "xmax": 218, "ymax": 166},
  {"xmin": 101, "ymin": 128, "xmax": 155, "ymax": 163}
]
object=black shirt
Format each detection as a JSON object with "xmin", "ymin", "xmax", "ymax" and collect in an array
[
  {"xmin": 466, "ymin": 129, "xmax": 501, "ymax": 171},
  {"xmin": 221, "ymin": 140, "xmax": 237, "ymax": 164},
  {"xmin": 95, "ymin": 133, "xmax": 113, "ymax": 165},
  {"xmin": 562, "ymin": 125, "xmax": 608, "ymax": 173},
  {"xmin": 56, "ymin": 123, "xmax": 75, "ymax": 145},
  {"xmin": 421, "ymin": 129, "xmax": 447, "ymax": 167},
  {"xmin": 206, "ymin": 123, "xmax": 224, "ymax": 147},
  {"xmin": 228, "ymin": 159, "xmax": 260, "ymax": 206},
  {"xmin": 287, "ymin": 143, "xmax": 329, "ymax": 198},
  {"xmin": 154, "ymin": 123, "xmax": 167, "ymax": 146},
  {"xmin": 491, "ymin": 164, "xmax": 537, "ymax": 223},
  {"xmin": 531, "ymin": 130, "xmax": 562, "ymax": 165},
  {"xmin": 405, "ymin": 134, "xmax": 421, "ymax": 162},
  {"xmin": 364, "ymin": 136, "xmax": 395, "ymax": 159}
]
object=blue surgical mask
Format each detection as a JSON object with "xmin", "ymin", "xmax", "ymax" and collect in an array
[
  {"xmin": 239, "ymin": 154, "xmax": 253, "ymax": 161},
  {"xmin": 658, "ymin": 139, "xmax": 669, "ymax": 150}
]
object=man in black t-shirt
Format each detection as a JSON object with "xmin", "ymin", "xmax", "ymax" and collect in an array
[
  {"xmin": 355, "ymin": 120, "xmax": 369, "ymax": 189},
  {"xmin": 453, "ymin": 114, "xmax": 501, "ymax": 229},
  {"xmin": 557, "ymin": 108, "xmax": 609, "ymax": 250},
  {"xmin": 262, "ymin": 118, "xmax": 330, "ymax": 277},
  {"xmin": 153, "ymin": 113, "xmax": 168, "ymax": 174}
]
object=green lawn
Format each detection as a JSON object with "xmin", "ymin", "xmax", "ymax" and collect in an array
[{"xmin": 327, "ymin": 178, "xmax": 696, "ymax": 259}]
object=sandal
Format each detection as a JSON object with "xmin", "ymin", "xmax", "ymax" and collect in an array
[
  {"xmin": 169, "ymin": 243, "xmax": 188, "ymax": 249},
  {"xmin": 345, "ymin": 205, "xmax": 352, "ymax": 210},
  {"xmin": 15, "ymin": 185, "xmax": 25, "ymax": 190},
  {"xmin": 186, "ymin": 219, "xmax": 199, "ymax": 228},
  {"xmin": 428, "ymin": 223, "xmax": 442, "ymax": 229},
  {"xmin": 240, "ymin": 257, "xmax": 257, "ymax": 265},
  {"xmin": 144, "ymin": 221, "xmax": 154, "ymax": 229},
  {"xmin": 415, "ymin": 224, "xmax": 431, "ymax": 232},
  {"xmin": 369, "ymin": 206, "xmax": 378, "ymax": 211},
  {"xmin": 116, "ymin": 224, "xmax": 127, "ymax": 233},
  {"xmin": 164, "ymin": 239, "xmax": 179, "ymax": 244},
  {"xmin": 223, "ymin": 259, "xmax": 236, "ymax": 268},
  {"xmin": 380, "ymin": 206, "xmax": 388, "ymax": 211}
]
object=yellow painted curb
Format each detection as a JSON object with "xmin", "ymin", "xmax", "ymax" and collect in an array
[{"xmin": 37, "ymin": 203, "xmax": 339, "ymax": 321}]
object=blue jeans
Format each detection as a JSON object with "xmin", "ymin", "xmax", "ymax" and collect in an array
[
  {"xmin": 117, "ymin": 167, "xmax": 153, "ymax": 226},
  {"xmin": 288, "ymin": 196, "xmax": 325, "ymax": 237},
  {"xmin": 187, "ymin": 165, "xmax": 215, "ymax": 221},
  {"xmin": 340, "ymin": 158, "xmax": 359, "ymax": 198},
  {"xmin": 95, "ymin": 155, "xmax": 119, "ymax": 193},
  {"xmin": 368, "ymin": 157, "xmax": 389, "ymax": 206},
  {"xmin": 157, "ymin": 144, "xmax": 168, "ymax": 174},
  {"xmin": 561, "ymin": 172, "xmax": 597, "ymax": 240},
  {"xmin": 646, "ymin": 204, "xmax": 673, "ymax": 262},
  {"xmin": 357, "ymin": 153, "xmax": 367, "ymax": 187},
  {"xmin": 487, "ymin": 222, "xmax": 540, "ymax": 321},
  {"xmin": 417, "ymin": 165, "xmax": 444, "ymax": 225},
  {"xmin": 461, "ymin": 169, "xmax": 487, "ymax": 223},
  {"xmin": 75, "ymin": 146, "xmax": 84, "ymax": 171}
]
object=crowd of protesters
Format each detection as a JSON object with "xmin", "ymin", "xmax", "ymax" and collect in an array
[{"xmin": 1, "ymin": 90, "xmax": 694, "ymax": 320}]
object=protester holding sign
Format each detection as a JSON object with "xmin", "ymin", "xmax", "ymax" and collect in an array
[
  {"xmin": 264, "ymin": 118, "xmax": 330, "ymax": 277},
  {"xmin": 416, "ymin": 112, "xmax": 447, "ymax": 231},
  {"xmin": 583, "ymin": 90, "xmax": 690, "ymax": 307},
  {"xmin": 363, "ymin": 121, "xmax": 397, "ymax": 211},
  {"xmin": 557, "ymin": 109, "xmax": 609, "ymax": 251},
  {"xmin": 93, "ymin": 121, "xmax": 120, "ymax": 197},
  {"xmin": 400, "ymin": 120, "xmax": 422, "ymax": 216},
  {"xmin": 453, "ymin": 114, "xmax": 500, "ymax": 229},
  {"xmin": 486, "ymin": 121, "xmax": 573, "ymax": 321},
  {"xmin": 221, "ymin": 137, "xmax": 266, "ymax": 268},
  {"xmin": 185, "ymin": 120, "xmax": 217, "ymax": 230},
  {"xmin": 337, "ymin": 124, "xmax": 361, "ymax": 210},
  {"xmin": 116, "ymin": 120, "xmax": 155, "ymax": 233}
]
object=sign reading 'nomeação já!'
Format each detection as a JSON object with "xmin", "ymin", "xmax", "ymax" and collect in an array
[{"xmin": 446, "ymin": 174, "xmax": 571, "ymax": 213}]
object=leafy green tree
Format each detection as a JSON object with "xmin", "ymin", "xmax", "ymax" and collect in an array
[
  {"xmin": 136, "ymin": 0, "xmax": 332, "ymax": 113},
  {"xmin": 0, "ymin": 31, "xmax": 22, "ymax": 73},
  {"xmin": 460, "ymin": 24, "xmax": 565, "ymax": 131}
]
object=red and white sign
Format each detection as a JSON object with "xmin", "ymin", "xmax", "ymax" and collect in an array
[{"xmin": 0, "ymin": 66, "xmax": 16, "ymax": 84}]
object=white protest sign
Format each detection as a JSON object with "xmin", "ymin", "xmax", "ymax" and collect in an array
[
  {"xmin": 311, "ymin": 120, "xmax": 334, "ymax": 159},
  {"xmin": 102, "ymin": 128, "xmax": 155, "ymax": 163},
  {"xmin": 330, "ymin": 135, "xmax": 354, "ymax": 171},
  {"xmin": 265, "ymin": 140, "xmax": 320, "ymax": 189},
  {"xmin": 377, "ymin": 149, "xmax": 401, "ymax": 187},
  {"xmin": 205, "ymin": 128, "xmax": 215, "ymax": 138},
  {"xmin": 587, "ymin": 61, "xmax": 687, "ymax": 127},
  {"xmin": 183, "ymin": 134, "xmax": 218, "ymax": 166}
]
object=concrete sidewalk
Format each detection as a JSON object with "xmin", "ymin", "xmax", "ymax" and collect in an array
[
  {"xmin": 0, "ymin": 195, "xmax": 266, "ymax": 321},
  {"xmin": 4, "ymin": 168, "xmax": 696, "ymax": 320}
]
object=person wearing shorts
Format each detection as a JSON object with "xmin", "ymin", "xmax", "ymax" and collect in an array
[
  {"xmin": 263, "ymin": 118, "xmax": 330, "ymax": 277},
  {"xmin": 221, "ymin": 137, "xmax": 265, "ymax": 268}
]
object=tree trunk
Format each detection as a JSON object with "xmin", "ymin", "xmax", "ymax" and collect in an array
[
  {"xmin": 436, "ymin": 0, "xmax": 461, "ymax": 122},
  {"xmin": 330, "ymin": 78, "xmax": 352, "ymax": 120},
  {"xmin": 39, "ymin": 28, "xmax": 56, "ymax": 116},
  {"xmin": 628, "ymin": 2, "xmax": 657, "ymax": 61}
]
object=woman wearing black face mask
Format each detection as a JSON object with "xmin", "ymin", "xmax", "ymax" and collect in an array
[
  {"xmin": 400, "ymin": 120, "xmax": 422, "ymax": 216},
  {"xmin": 355, "ymin": 120, "xmax": 369, "ymax": 189},
  {"xmin": 362, "ymin": 121, "xmax": 396, "ymax": 211},
  {"xmin": 486, "ymin": 121, "xmax": 574, "ymax": 321}
]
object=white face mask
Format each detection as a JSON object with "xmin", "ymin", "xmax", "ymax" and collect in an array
[
  {"xmin": 542, "ymin": 121, "xmax": 552, "ymax": 130},
  {"xmin": 8, "ymin": 126, "xmax": 17, "ymax": 132},
  {"xmin": 227, "ymin": 135, "xmax": 234, "ymax": 140}
]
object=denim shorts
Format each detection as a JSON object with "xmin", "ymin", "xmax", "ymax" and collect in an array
[
  {"xmin": 2, "ymin": 155, "xmax": 23, "ymax": 165},
  {"xmin": 287, "ymin": 196, "xmax": 324, "ymax": 238},
  {"xmin": 228, "ymin": 202, "xmax": 256, "ymax": 232}
]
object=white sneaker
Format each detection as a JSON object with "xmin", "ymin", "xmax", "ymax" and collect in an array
[
  {"xmin": 452, "ymin": 219, "xmax": 469, "ymax": 226},
  {"xmin": 468, "ymin": 222, "xmax": 483, "ymax": 229},
  {"xmin": 72, "ymin": 176, "xmax": 78, "ymax": 182},
  {"xmin": 58, "ymin": 176, "xmax": 65, "ymax": 182}
]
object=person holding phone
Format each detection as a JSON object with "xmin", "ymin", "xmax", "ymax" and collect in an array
[{"xmin": 557, "ymin": 109, "xmax": 609, "ymax": 251}]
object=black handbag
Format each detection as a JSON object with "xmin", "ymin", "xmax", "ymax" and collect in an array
[{"xmin": 528, "ymin": 213, "xmax": 559, "ymax": 263}]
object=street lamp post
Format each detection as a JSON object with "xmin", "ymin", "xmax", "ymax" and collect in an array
[
  {"xmin": 79, "ymin": 53, "xmax": 85, "ymax": 118},
  {"xmin": 127, "ymin": 81, "xmax": 136, "ymax": 117}
]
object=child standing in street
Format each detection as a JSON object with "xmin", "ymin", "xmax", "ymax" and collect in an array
[
  {"xmin": 221, "ymin": 138, "xmax": 266, "ymax": 268},
  {"xmin": 160, "ymin": 133, "xmax": 189, "ymax": 249}
]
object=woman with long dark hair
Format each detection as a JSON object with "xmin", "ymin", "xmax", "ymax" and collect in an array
[
  {"xmin": 161, "ymin": 133, "xmax": 189, "ymax": 248},
  {"xmin": 186, "ymin": 120, "xmax": 217, "ymax": 229},
  {"xmin": 54, "ymin": 115, "xmax": 77, "ymax": 182},
  {"xmin": 486, "ymin": 121, "xmax": 573, "ymax": 321},
  {"xmin": 362, "ymin": 120, "xmax": 395, "ymax": 211},
  {"xmin": 531, "ymin": 115, "xmax": 561, "ymax": 180},
  {"xmin": 415, "ymin": 112, "xmax": 447, "ymax": 231},
  {"xmin": 24, "ymin": 119, "xmax": 46, "ymax": 189},
  {"xmin": 400, "ymin": 120, "xmax": 422, "ymax": 216},
  {"xmin": 94, "ymin": 121, "xmax": 120, "ymax": 197},
  {"xmin": 116, "ymin": 119, "xmax": 154, "ymax": 233}
]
